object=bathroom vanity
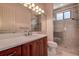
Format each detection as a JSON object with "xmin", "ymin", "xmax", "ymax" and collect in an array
[{"xmin": 0, "ymin": 34, "xmax": 47, "ymax": 56}]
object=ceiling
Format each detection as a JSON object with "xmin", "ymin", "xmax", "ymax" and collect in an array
[{"xmin": 53, "ymin": 3, "xmax": 71, "ymax": 9}]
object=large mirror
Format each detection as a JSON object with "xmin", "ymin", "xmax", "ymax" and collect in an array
[
  {"xmin": 0, "ymin": 3, "xmax": 42, "ymax": 33},
  {"xmin": 31, "ymin": 15, "xmax": 41, "ymax": 31}
]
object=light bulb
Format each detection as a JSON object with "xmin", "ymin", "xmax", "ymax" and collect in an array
[
  {"xmin": 41, "ymin": 10, "xmax": 44, "ymax": 13},
  {"xmin": 31, "ymin": 3, "xmax": 35, "ymax": 7},
  {"xmin": 24, "ymin": 3, "xmax": 28, "ymax": 7},
  {"xmin": 38, "ymin": 12, "xmax": 41, "ymax": 14},
  {"xmin": 38, "ymin": 8, "xmax": 42, "ymax": 11},
  {"xmin": 35, "ymin": 6, "xmax": 39, "ymax": 9},
  {"xmin": 32, "ymin": 8, "xmax": 36, "ymax": 11},
  {"xmin": 29, "ymin": 6, "xmax": 32, "ymax": 9},
  {"xmin": 36, "ymin": 10, "xmax": 39, "ymax": 12},
  {"xmin": 28, "ymin": 4, "xmax": 32, "ymax": 9}
]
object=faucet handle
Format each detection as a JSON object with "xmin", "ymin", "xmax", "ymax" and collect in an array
[{"xmin": 28, "ymin": 30, "xmax": 32, "ymax": 35}]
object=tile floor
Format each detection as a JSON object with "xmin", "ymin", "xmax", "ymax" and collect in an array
[{"xmin": 48, "ymin": 46, "xmax": 79, "ymax": 56}]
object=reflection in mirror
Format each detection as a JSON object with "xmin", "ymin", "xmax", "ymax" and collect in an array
[{"xmin": 31, "ymin": 15, "xmax": 41, "ymax": 31}]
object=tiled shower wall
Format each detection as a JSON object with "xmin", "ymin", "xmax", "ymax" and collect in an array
[
  {"xmin": 54, "ymin": 4, "xmax": 79, "ymax": 51},
  {"xmin": 54, "ymin": 20, "xmax": 77, "ymax": 48}
]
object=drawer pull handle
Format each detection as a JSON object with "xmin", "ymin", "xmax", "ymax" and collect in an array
[{"xmin": 8, "ymin": 51, "xmax": 16, "ymax": 56}]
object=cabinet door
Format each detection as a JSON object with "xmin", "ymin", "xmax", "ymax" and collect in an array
[
  {"xmin": 29, "ymin": 41, "xmax": 37, "ymax": 56},
  {"xmin": 37, "ymin": 39, "xmax": 43, "ymax": 56},
  {"xmin": 43, "ymin": 37, "xmax": 48, "ymax": 56},
  {"xmin": 40, "ymin": 39, "xmax": 44, "ymax": 56},
  {"xmin": 35, "ymin": 40, "xmax": 40, "ymax": 56},
  {"xmin": 0, "ymin": 46, "xmax": 21, "ymax": 56},
  {"xmin": 15, "ymin": 46, "xmax": 21, "ymax": 56},
  {"xmin": 22, "ymin": 41, "xmax": 37, "ymax": 56},
  {"xmin": 36, "ymin": 37, "xmax": 47, "ymax": 56},
  {"xmin": 21, "ymin": 43, "xmax": 30, "ymax": 56}
]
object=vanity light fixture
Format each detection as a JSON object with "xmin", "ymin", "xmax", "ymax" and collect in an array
[{"xmin": 23, "ymin": 3, "xmax": 45, "ymax": 15}]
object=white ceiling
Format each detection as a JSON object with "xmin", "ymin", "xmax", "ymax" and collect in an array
[{"xmin": 53, "ymin": 3, "xmax": 71, "ymax": 9}]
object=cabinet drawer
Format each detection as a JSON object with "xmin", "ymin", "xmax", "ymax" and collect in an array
[{"xmin": 0, "ymin": 46, "xmax": 21, "ymax": 56}]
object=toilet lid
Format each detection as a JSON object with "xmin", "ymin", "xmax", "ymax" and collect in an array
[{"xmin": 48, "ymin": 41, "xmax": 58, "ymax": 47}]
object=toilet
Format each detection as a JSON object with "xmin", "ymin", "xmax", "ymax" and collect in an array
[{"xmin": 48, "ymin": 41, "xmax": 58, "ymax": 56}]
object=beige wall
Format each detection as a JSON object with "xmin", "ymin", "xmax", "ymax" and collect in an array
[
  {"xmin": 44, "ymin": 4, "xmax": 53, "ymax": 41},
  {"xmin": 41, "ymin": 15, "xmax": 47, "ymax": 34}
]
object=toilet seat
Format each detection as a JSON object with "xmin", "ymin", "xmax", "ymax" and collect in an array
[{"xmin": 48, "ymin": 41, "xmax": 57, "ymax": 48}]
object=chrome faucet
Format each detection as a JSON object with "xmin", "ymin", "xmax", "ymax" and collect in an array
[
  {"xmin": 24, "ymin": 30, "xmax": 32, "ymax": 36},
  {"xmin": 19, "ymin": 26, "xmax": 32, "ymax": 36},
  {"xmin": 27, "ymin": 30, "xmax": 32, "ymax": 35}
]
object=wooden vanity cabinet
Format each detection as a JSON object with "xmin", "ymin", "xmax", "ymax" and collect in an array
[
  {"xmin": 0, "ymin": 37, "xmax": 48, "ymax": 56},
  {"xmin": 21, "ymin": 37, "xmax": 48, "ymax": 56},
  {"xmin": 0, "ymin": 46, "xmax": 21, "ymax": 56}
]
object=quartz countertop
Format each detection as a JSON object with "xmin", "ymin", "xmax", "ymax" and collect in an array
[{"xmin": 0, "ymin": 34, "xmax": 47, "ymax": 51}]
